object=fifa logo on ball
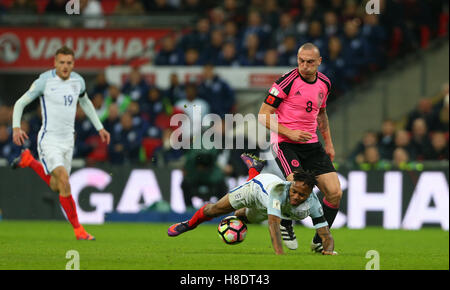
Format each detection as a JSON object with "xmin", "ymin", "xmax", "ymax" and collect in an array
[{"xmin": 65, "ymin": 0, "xmax": 80, "ymax": 15}]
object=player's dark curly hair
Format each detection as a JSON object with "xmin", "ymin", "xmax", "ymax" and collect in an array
[{"xmin": 292, "ymin": 169, "xmax": 318, "ymax": 189}]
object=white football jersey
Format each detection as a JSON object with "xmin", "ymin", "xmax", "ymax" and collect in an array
[
  {"xmin": 250, "ymin": 173, "xmax": 328, "ymax": 228},
  {"xmin": 25, "ymin": 69, "xmax": 86, "ymax": 137}
]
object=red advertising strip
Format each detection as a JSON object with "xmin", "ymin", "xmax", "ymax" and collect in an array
[{"xmin": 0, "ymin": 28, "xmax": 172, "ymax": 69}]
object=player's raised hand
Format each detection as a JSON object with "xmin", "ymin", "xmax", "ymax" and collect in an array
[
  {"xmin": 288, "ymin": 129, "xmax": 313, "ymax": 143},
  {"xmin": 98, "ymin": 129, "xmax": 110, "ymax": 145},
  {"xmin": 12, "ymin": 127, "xmax": 29, "ymax": 146}
]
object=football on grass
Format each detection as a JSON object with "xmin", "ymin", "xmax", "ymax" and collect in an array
[{"xmin": 218, "ymin": 216, "xmax": 247, "ymax": 244}]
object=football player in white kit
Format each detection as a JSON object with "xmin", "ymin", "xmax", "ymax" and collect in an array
[
  {"xmin": 168, "ymin": 154, "xmax": 336, "ymax": 255},
  {"xmin": 10, "ymin": 46, "xmax": 110, "ymax": 240}
]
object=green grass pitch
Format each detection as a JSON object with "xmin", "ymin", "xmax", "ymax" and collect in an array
[{"xmin": 0, "ymin": 221, "xmax": 448, "ymax": 270}]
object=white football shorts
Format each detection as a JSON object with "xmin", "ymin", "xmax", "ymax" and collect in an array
[
  {"xmin": 228, "ymin": 181, "xmax": 268, "ymax": 224},
  {"xmin": 37, "ymin": 132, "xmax": 74, "ymax": 175}
]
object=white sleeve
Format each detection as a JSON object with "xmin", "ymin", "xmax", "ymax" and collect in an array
[
  {"xmin": 78, "ymin": 93, "xmax": 104, "ymax": 131},
  {"xmin": 12, "ymin": 78, "xmax": 44, "ymax": 128}
]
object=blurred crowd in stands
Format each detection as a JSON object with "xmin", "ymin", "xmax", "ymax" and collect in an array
[
  {"xmin": 349, "ymin": 83, "xmax": 449, "ymax": 170},
  {"xmin": 0, "ymin": 0, "xmax": 448, "ymax": 176},
  {"xmin": 1, "ymin": 0, "xmax": 448, "ymax": 97}
]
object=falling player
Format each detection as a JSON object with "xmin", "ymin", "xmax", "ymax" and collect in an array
[
  {"xmin": 168, "ymin": 154, "xmax": 336, "ymax": 255},
  {"xmin": 10, "ymin": 46, "xmax": 110, "ymax": 240}
]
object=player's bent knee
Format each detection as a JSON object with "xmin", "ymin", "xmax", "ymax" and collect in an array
[{"xmin": 326, "ymin": 189, "xmax": 343, "ymax": 207}]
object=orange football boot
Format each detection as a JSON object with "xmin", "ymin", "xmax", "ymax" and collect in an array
[
  {"xmin": 11, "ymin": 149, "xmax": 35, "ymax": 169},
  {"xmin": 74, "ymin": 226, "xmax": 96, "ymax": 241}
]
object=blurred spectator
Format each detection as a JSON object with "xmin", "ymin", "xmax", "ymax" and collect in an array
[
  {"xmin": 349, "ymin": 130, "xmax": 378, "ymax": 164},
  {"xmin": 0, "ymin": 105, "xmax": 12, "ymax": 125},
  {"xmin": 99, "ymin": 85, "xmax": 131, "ymax": 122},
  {"xmin": 394, "ymin": 129, "xmax": 417, "ymax": 160},
  {"xmin": 410, "ymin": 117, "xmax": 433, "ymax": 160},
  {"xmin": 181, "ymin": 0, "xmax": 209, "ymax": 14},
  {"xmin": 216, "ymin": 41, "xmax": 240, "ymax": 66},
  {"xmin": 305, "ymin": 20, "xmax": 327, "ymax": 54},
  {"xmin": 377, "ymin": 119, "xmax": 397, "ymax": 160},
  {"xmin": 341, "ymin": 19, "xmax": 369, "ymax": 82},
  {"xmin": 74, "ymin": 106, "xmax": 96, "ymax": 159},
  {"xmin": 222, "ymin": 0, "xmax": 246, "ymax": 27},
  {"xmin": 140, "ymin": 87, "xmax": 168, "ymax": 125},
  {"xmin": 223, "ymin": 20, "xmax": 242, "ymax": 50},
  {"xmin": 392, "ymin": 147, "xmax": 411, "ymax": 170},
  {"xmin": 178, "ymin": 17, "xmax": 211, "ymax": 54},
  {"xmin": 143, "ymin": 0, "xmax": 176, "ymax": 12},
  {"xmin": 425, "ymin": 131, "xmax": 449, "ymax": 160},
  {"xmin": 181, "ymin": 148, "xmax": 228, "ymax": 209},
  {"xmin": 127, "ymin": 101, "xmax": 144, "ymax": 129},
  {"xmin": 295, "ymin": 0, "xmax": 323, "ymax": 36},
  {"xmin": 263, "ymin": 0, "xmax": 280, "ymax": 30},
  {"xmin": 429, "ymin": 88, "xmax": 449, "ymax": 132},
  {"xmin": 45, "ymin": 0, "xmax": 66, "ymax": 14},
  {"xmin": 198, "ymin": 64, "xmax": 236, "ymax": 118},
  {"xmin": 182, "ymin": 47, "xmax": 202, "ymax": 66},
  {"xmin": 209, "ymin": 7, "xmax": 226, "ymax": 30},
  {"xmin": 263, "ymin": 49, "xmax": 279, "ymax": 66},
  {"xmin": 323, "ymin": 10, "xmax": 340, "ymax": 38},
  {"xmin": 121, "ymin": 67, "xmax": 150, "ymax": 102},
  {"xmin": 241, "ymin": 10, "xmax": 271, "ymax": 50},
  {"xmin": 0, "ymin": 2, "xmax": 6, "ymax": 15},
  {"xmin": 175, "ymin": 83, "xmax": 210, "ymax": 138},
  {"xmin": 80, "ymin": 0, "xmax": 105, "ymax": 28},
  {"xmin": 90, "ymin": 71, "xmax": 109, "ymax": 97},
  {"xmin": 203, "ymin": 29, "xmax": 225, "ymax": 64},
  {"xmin": 103, "ymin": 103, "xmax": 121, "ymax": 133},
  {"xmin": 278, "ymin": 35, "xmax": 298, "ymax": 67},
  {"xmin": 320, "ymin": 36, "xmax": 348, "ymax": 95},
  {"xmin": 238, "ymin": 33, "xmax": 264, "ymax": 66},
  {"xmin": 27, "ymin": 108, "xmax": 42, "ymax": 144},
  {"xmin": 341, "ymin": 0, "xmax": 363, "ymax": 23},
  {"xmin": 165, "ymin": 73, "xmax": 185, "ymax": 105},
  {"xmin": 108, "ymin": 112, "xmax": 143, "ymax": 164},
  {"xmin": 405, "ymin": 98, "xmax": 434, "ymax": 131},
  {"xmin": 0, "ymin": 124, "xmax": 19, "ymax": 162},
  {"xmin": 247, "ymin": 0, "xmax": 265, "ymax": 14},
  {"xmin": 329, "ymin": 0, "xmax": 345, "ymax": 16},
  {"xmin": 114, "ymin": 0, "xmax": 145, "ymax": 15},
  {"xmin": 154, "ymin": 35, "xmax": 181, "ymax": 66},
  {"xmin": 92, "ymin": 93, "xmax": 107, "ymax": 118},
  {"xmin": 361, "ymin": 13, "xmax": 387, "ymax": 70},
  {"xmin": 357, "ymin": 146, "xmax": 390, "ymax": 170},
  {"xmin": 8, "ymin": 0, "xmax": 37, "ymax": 14},
  {"xmin": 272, "ymin": 12, "xmax": 298, "ymax": 46}
]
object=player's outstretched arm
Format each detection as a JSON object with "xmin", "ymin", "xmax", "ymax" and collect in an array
[
  {"xmin": 268, "ymin": 214, "xmax": 284, "ymax": 255},
  {"xmin": 316, "ymin": 226, "xmax": 336, "ymax": 255}
]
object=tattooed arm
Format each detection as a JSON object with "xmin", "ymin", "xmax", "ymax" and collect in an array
[
  {"xmin": 316, "ymin": 226, "xmax": 336, "ymax": 255},
  {"xmin": 317, "ymin": 107, "xmax": 335, "ymax": 161}
]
